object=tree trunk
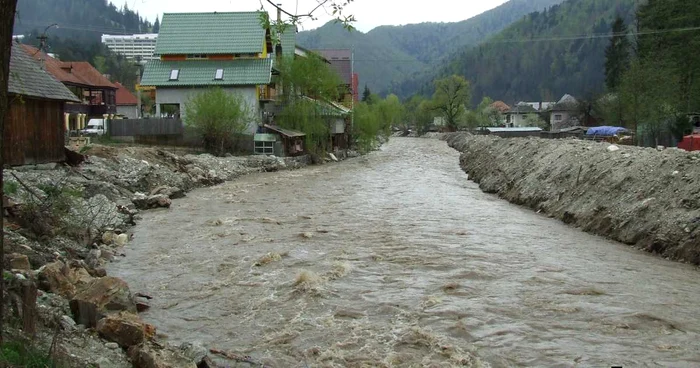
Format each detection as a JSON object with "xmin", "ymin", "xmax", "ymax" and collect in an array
[{"xmin": 0, "ymin": 0, "xmax": 19, "ymax": 345}]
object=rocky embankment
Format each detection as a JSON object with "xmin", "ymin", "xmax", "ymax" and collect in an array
[
  {"xmin": 2, "ymin": 145, "xmax": 318, "ymax": 367},
  {"xmin": 443, "ymin": 133, "xmax": 700, "ymax": 265}
]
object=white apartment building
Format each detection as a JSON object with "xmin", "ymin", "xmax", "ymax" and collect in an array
[{"xmin": 101, "ymin": 33, "xmax": 158, "ymax": 62}]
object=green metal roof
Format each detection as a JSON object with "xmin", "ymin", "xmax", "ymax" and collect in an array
[
  {"xmin": 8, "ymin": 42, "xmax": 80, "ymax": 102},
  {"xmin": 141, "ymin": 58, "xmax": 273, "ymax": 87},
  {"xmin": 280, "ymin": 26, "xmax": 296, "ymax": 57},
  {"xmin": 155, "ymin": 12, "xmax": 266, "ymax": 55}
]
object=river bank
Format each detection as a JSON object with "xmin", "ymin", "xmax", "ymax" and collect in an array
[
  {"xmin": 441, "ymin": 133, "xmax": 700, "ymax": 265},
  {"xmin": 2, "ymin": 145, "xmax": 356, "ymax": 367}
]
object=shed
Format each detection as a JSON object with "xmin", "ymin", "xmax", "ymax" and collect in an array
[
  {"xmin": 5, "ymin": 42, "xmax": 80, "ymax": 166},
  {"xmin": 254, "ymin": 124, "xmax": 305, "ymax": 157}
]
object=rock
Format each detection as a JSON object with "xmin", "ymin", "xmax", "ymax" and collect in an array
[
  {"xmin": 60, "ymin": 315, "xmax": 77, "ymax": 331},
  {"xmin": 128, "ymin": 342, "xmax": 197, "ymax": 368},
  {"xmin": 86, "ymin": 249, "xmax": 101, "ymax": 269},
  {"xmin": 97, "ymin": 312, "xmax": 147, "ymax": 348},
  {"xmin": 136, "ymin": 301, "xmax": 151, "ymax": 313},
  {"xmin": 328, "ymin": 153, "xmax": 338, "ymax": 162},
  {"xmin": 150, "ymin": 186, "xmax": 185, "ymax": 200},
  {"xmin": 196, "ymin": 356, "xmax": 217, "ymax": 368},
  {"xmin": 92, "ymin": 267, "xmax": 108, "ymax": 278},
  {"xmin": 102, "ymin": 231, "xmax": 116, "ymax": 244},
  {"xmin": 300, "ymin": 232, "xmax": 314, "ymax": 239},
  {"xmin": 69, "ymin": 276, "xmax": 136, "ymax": 327},
  {"xmin": 606, "ymin": 145, "xmax": 620, "ymax": 152},
  {"xmin": 100, "ymin": 249, "xmax": 115, "ymax": 261},
  {"xmin": 178, "ymin": 341, "xmax": 208, "ymax": 362},
  {"xmin": 38, "ymin": 261, "xmax": 77, "ymax": 297},
  {"xmin": 7, "ymin": 253, "xmax": 31, "ymax": 271},
  {"xmin": 148, "ymin": 195, "xmax": 172, "ymax": 209},
  {"xmin": 106, "ymin": 342, "xmax": 120, "ymax": 350},
  {"xmin": 115, "ymin": 233, "xmax": 129, "ymax": 247}
]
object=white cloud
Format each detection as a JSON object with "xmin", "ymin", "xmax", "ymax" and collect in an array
[{"xmin": 118, "ymin": 0, "xmax": 508, "ymax": 33}]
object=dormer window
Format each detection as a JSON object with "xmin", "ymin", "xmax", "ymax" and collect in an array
[
  {"xmin": 169, "ymin": 69, "xmax": 179, "ymax": 80},
  {"xmin": 214, "ymin": 69, "xmax": 224, "ymax": 80}
]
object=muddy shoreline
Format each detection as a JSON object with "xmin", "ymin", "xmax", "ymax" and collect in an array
[{"xmin": 440, "ymin": 133, "xmax": 700, "ymax": 265}]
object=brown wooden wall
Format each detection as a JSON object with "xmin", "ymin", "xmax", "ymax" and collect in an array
[{"xmin": 5, "ymin": 96, "xmax": 66, "ymax": 166}]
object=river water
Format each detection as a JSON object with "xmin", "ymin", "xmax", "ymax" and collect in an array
[{"xmin": 109, "ymin": 138, "xmax": 700, "ymax": 367}]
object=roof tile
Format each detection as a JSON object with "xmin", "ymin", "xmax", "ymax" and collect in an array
[
  {"xmin": 141, "ymin": 58, "xmax": 273, "ymax": 87},
  {"xmin": 156, "ymin": 12, "xmax": 266, "ymax": 55},
  {"xmin": 9, "ymin": 42, "xmax": 80, "ymax": 102},
  {"xmin": 114, "ymin": 82, "xmax": 138, "ymax": 105}
]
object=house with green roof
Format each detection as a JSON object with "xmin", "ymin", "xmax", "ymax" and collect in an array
[{"xmin": 141, "ymin": 11, "xmax": 280, "ymax": 133}]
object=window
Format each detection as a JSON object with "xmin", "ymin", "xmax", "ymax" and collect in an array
[
  {"xmin": 214, "ymin": 69, "xmax": 224, "ymax": 80},
  {"xmin": 554, "ymin": 114, "xmax": 562, "ymax": 121},
  {"xmin": 254, "ymin": 141, "xmax": 275, "ymax": 155},
  {"xmin": 186, "ymin": 54, "xmax": 206, "ymax": 59},
  {"xmin": 169, "ymin": 69, "xmax": 179, "ymax": 80}
]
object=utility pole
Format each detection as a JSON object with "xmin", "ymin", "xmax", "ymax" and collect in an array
[
  {"xmin": 135, "ymin": 56, "xmax": 142, "ymax": 118},
  {"xmin": 37, "ymin": 23, "xmax": 58, "ymax": 68}
]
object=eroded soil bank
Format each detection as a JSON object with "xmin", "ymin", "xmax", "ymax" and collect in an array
[{"xmin": 444, "ymin": 133, "xmax": 700, "ymax": 264}]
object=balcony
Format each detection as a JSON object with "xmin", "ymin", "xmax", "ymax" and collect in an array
[{"xmin": 259, "ymin": 86, "xmax": 276, "ymax": 102}]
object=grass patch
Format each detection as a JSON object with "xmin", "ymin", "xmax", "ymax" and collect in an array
[{"xmin": 0, "ymin": 340, "xmax": 57, "ymax": 368}]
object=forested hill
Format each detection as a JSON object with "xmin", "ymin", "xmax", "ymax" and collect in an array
[
  {"xmin": 296, "ymin": 0, "xmax": 564, "ymax": 94},
  {"xmin": 395, "ymin": 0, "xmax": 638, "ymax": 104},
  {"xmin": 13, "ymin": 0, "xmax": 154, "ymax": 45}
]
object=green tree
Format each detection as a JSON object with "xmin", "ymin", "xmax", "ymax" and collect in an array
[
  {"xmin": 184, "ymin": 87, "xmax": 255, "ymax": 156},
  {"xmin": 352, "ymin": 101, "xmax": 383, "ymax": 152},
  {"xmin": 361, "ymin": 84, "xmax": 371, "ymax": 102},
  {"xmin": 377, "ymin": 94, "xmax": 403, "ymax": 131},
  {"xmin": 275, "ymin": 54, "xmax": 345, "ymax": 153},
  {"xmin": 431, "ymin": 75, "xmax": 471, "ymax": 131},
  {"xmin": 152, "ymin": 16, "xmax": 160, "ymax": 33},
  {"xmin": 523, "ymin": 113, "xmax": 548, "ymax": 129},
  {"xmin": 619, "ymin": 59, "xmax": 680, "ymax": 146},
  {"xmin": 604, "ymin": 15, "xmax": 631, "ymax": 92}
]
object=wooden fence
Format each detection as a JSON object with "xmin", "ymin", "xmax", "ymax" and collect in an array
[{"xmin": 108, "ymin": 118, "xmax": 184, "ymax": 137}]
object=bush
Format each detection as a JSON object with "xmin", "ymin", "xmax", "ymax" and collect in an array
[
  {"xmin": 184, "ymin": 87, "xmax": 255, "ymax": 156},
  {"xmin": 0, "ymin": 340, "xmax": 57, "ymax": 368}
]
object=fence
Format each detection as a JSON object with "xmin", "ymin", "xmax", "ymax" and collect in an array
[
  {"xmin": 108, "ymin": 118, "xmax": 184, "ymax": 137},
  {"xmin": 106, "ymin": 118, "xmax": 254, "ymax": 153}
]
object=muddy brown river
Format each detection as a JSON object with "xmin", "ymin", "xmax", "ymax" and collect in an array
[{"xmin": 110, "ymin": 137, "xmax": 700, "ymax": 367}]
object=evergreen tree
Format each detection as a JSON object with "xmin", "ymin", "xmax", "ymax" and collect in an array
[
  {"xmin": 361, "ymin": 84, "xmax": 371, "ymax": 102},
  {"xmin": 153, "ymin": 16, "xmax": 160, "ymax": 33},
  {"xmin": 604, "ymin": 15, "xmax": 631, "ymax": 92}
]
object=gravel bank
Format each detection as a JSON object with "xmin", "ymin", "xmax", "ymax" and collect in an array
[{"xmin": 443, "ymin": 133, "xmax": 700, "ymax": 265}]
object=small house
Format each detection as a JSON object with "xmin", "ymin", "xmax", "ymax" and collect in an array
[
  {"xmin": 550, "ymin": 94, "xmax": 580, "ymax": 131},
  {"xmin": 114, "ymin": 81, "xmax": 139, "ymax": 118},
  {"xmin": 255, "ymin": 124, "xmax": 305, "ymax": 157},
  {"xmin": 5, "ymin": 42, "xmax": 80, "ymax": 165}
]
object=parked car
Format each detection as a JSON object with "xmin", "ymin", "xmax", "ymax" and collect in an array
[{"xmin": 81, "ymin": 118, "xmax": 108, "ymax": 136}]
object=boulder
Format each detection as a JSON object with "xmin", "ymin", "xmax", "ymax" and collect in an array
[
  {"xmin": 97, "ymin": 312, "xmax": 149, "ymax": 348},
  {"xmin": 148, "ymin": 195, "xmax": 172, "ymax": 208},
  {"xmin": 128, "ymin": 342, "xmax": 197, "ymax": 368},
  {"xmin": 7, "ymin": 253, "xmax": 31, "ymax": 271},
  {"xmin": 38, "ymin": 261, "xmax": 86, "ymax": 298},
  {"xmin": 115, "ymin": 233, "xmax": 129, "ymax": 246},
  {"xmin": 69, "ymin": 276, "xmax": 136, "ymax": 327},
  {"xmin": 150, "ymin": 186, "xmax": 185, "ymax": 199}
]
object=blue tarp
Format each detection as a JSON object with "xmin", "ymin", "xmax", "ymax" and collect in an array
[{"xmin": 585, "ymin": 126, "xmax": 629, "ymax": 136}]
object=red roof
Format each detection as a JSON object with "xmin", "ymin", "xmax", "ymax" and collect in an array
[
  {"xmin": 20, "ymin": 44, "xmax": 116, "ymax": 89},
  {"xmin": 114, "ymin": 82, "xmax": 138, "ymax": 106},
  {"xmin": 490, "ymin": 101, "xmax": 511, "ymax": 113}
]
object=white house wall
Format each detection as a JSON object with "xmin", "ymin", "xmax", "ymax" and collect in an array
[
  {"xmin": 155, "ymin": 86, "xmax": 261, "ymax": 134},
  {"xmin": 116, "ymin": 105, "xmax": 138, "ymax": 119}
]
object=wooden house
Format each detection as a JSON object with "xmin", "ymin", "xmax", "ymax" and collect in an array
[{"xmin": 5, "ymin": 42, "xmax": 80, "ymax": 165}]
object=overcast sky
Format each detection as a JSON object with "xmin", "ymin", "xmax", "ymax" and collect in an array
[{"xmin": 120, "ymin": 0, "xmax": 509, "ymax": 33}]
